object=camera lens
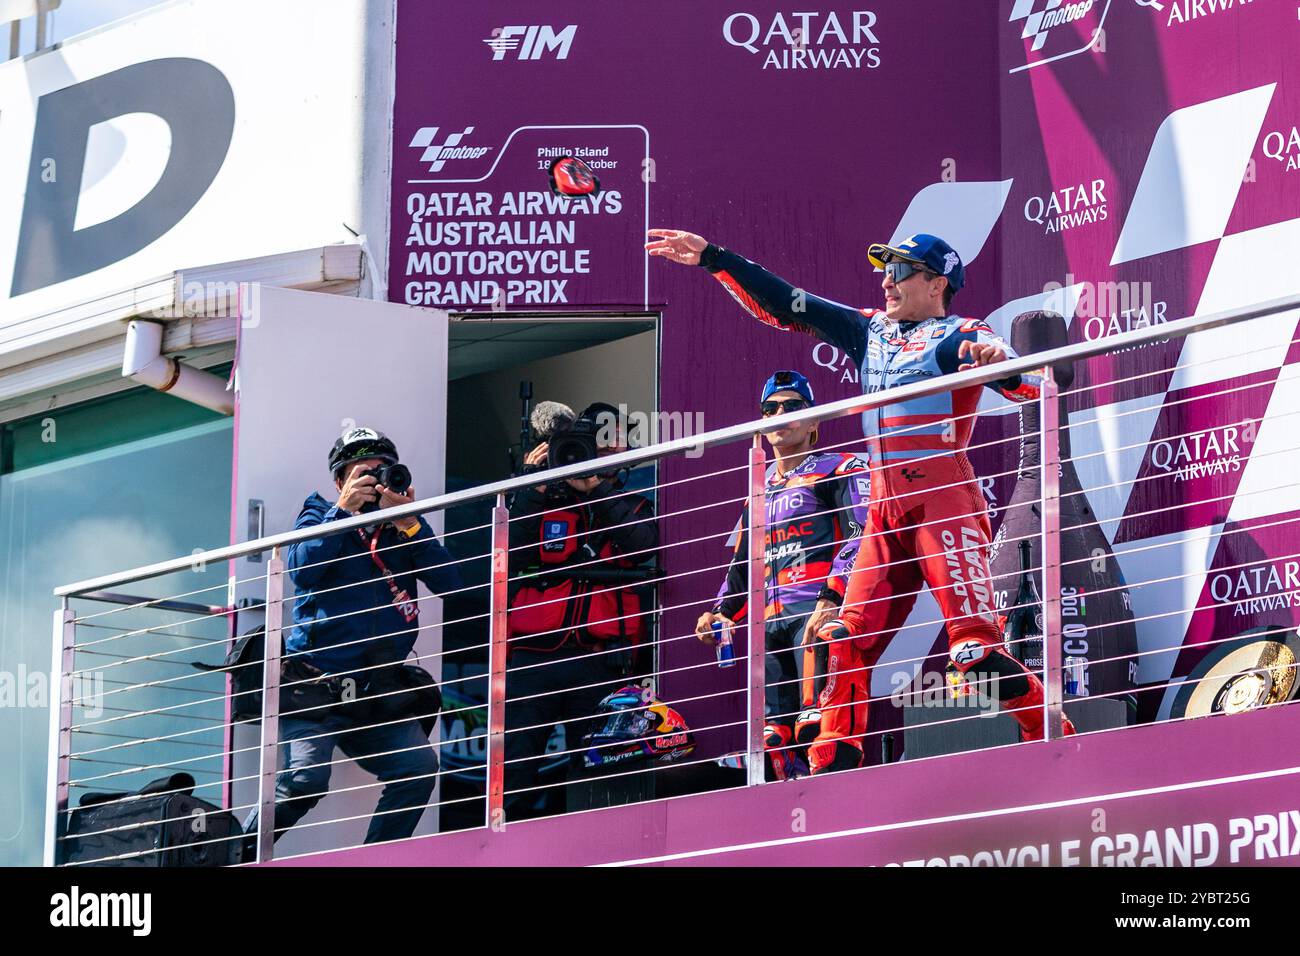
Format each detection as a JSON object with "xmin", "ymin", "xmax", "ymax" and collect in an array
[
  {"xmin": 381, "ymin": 463, "xmax": 412, "ymax": 495},
  {"xmin": 547, "ymin": 420, "xmax": 599, "ymax": 470},
  {"xmin": 549, "ymin": 436, "xmax": 595, "ymax": 467}
]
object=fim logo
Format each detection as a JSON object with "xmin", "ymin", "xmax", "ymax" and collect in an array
[
  {"xmin": 409, "ymin": 126, "xmax": 491, "ymax": 174},
  {"xmin": 484, "ymin": 25, "xmax": 577, "ymax": 61}
]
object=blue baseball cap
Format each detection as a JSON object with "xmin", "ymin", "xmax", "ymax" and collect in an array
[
  {"xmin": 868, "ymin": 233, "xmax": 966, "ymax": 293},
  {"xmin": 761, "ymin": 370, "xmax": 815, "ymax": 405}
]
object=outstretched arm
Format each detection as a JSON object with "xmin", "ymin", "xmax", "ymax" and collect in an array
[{"xmin": 646, "ymin": 229, "xmax": 868, "ymax": 366}]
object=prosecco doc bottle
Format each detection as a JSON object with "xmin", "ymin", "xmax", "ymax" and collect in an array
[{"xmin": 1005, "ymin": 539, "xmax": 1044, "ymax": 675}]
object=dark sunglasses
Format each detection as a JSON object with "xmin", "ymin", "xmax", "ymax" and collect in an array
[
  {"xmin": 884, "ymin": 260, "xmax": 937, "ymax": 283},
  {"xmin": 761, "ymin": 398, "xmax": 809, "ymax": 417}
]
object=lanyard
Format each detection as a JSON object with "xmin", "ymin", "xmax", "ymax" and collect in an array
[{"xmin": 358, "ymin": 527, "xmax": 419, "ymax": 623}]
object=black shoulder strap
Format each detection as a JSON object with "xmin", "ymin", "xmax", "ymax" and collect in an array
[{"xmin": 78, "ymin": 772, "xmax": 195, "ymax": 807}]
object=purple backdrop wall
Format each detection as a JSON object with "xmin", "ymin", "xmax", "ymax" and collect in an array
[{"xmin": 391, "ymin": 1, "xmax": 1300, "ymax": 760}]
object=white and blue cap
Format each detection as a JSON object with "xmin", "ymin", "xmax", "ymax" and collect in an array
[
  {"xmin": 868, "ymin": 233, "xmax": 966, "ymax": 292},
  {"xmin": 761, "ymin": 370, "xmax": 815, "ymax": 405}
]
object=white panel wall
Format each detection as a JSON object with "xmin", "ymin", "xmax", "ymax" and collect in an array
[
  {"xmin": 231, "ymin": 286, "xmax": 448, "ymax": 856},
  {"xmin": 0, "ymin": 0, "xmax": 393, "ymax": 363}
]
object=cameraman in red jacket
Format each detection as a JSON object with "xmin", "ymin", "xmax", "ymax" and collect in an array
[{"xmin": 504, "ymin": 403, "xmax": 659, "ymax": 819}]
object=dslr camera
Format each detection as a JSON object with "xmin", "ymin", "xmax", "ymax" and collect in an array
[{"xmin": 359, "ymin": 462, "xmax": 412, "ymax": 513}]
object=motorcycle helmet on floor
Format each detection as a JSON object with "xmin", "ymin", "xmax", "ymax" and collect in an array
[{"xmin": 583, "ymin": 685, "xmax": 695, "ymax": 769}]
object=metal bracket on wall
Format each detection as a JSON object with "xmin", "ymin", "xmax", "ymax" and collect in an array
[{"xmin": 247, "ymin": 499, "xmax": 266, "ymax": 562}]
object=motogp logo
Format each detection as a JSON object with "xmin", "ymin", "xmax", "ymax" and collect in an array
[
  {"xmin": 1007, "ymin": 0, "xmax": 1109, "ymax": 74},
  {"xmin": 408, "ymin": 126, "xmax": 491, "ymax": 173}
]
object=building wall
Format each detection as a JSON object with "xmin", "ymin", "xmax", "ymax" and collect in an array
[
  {"xmin": 0, "ymin": 0, "xmax": 399, "ymax": 865},
  {"xmin": 0, "ymin": 0, "xmax": 394, "ymax": 367}
]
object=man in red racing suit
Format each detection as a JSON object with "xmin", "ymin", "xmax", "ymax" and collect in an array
[{"xmin": 647, "ymin": 228, "xmax": 1074, "ymax": 774}]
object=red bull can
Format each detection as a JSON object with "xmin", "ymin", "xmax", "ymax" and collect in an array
[{"xmin": 714, "ymin": 620, "xmax": 736, "ymax": 668}]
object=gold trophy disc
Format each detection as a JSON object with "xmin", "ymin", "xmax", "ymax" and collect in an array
[{"xmin": 1173, "ymin": 627, "xmax": 1300, "ymax": 720}]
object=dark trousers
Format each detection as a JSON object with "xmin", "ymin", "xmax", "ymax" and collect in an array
[
  {"xmin": 765, "ymin": 614, "xmax": 808, "ymax": 732},
  {"xmin": 244, "ymin": 712, "xmax": 438, "ymax": 847},
  {"xmin": 763, "ymin": 611, "xmax": 823, "ymax": 780},
  {"xmin": 503, "ymin": 644, "xmax": 622, "ymax": 820}
]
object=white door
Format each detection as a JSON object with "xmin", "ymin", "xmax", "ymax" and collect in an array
[{"xmin": 230, "ymin": 286, "xmax": 449, "ymax": 856}]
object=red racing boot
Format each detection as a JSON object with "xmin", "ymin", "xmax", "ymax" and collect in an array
[
  {"xmin": 807, "ymin": 620, "xmax": 869, "ymax": 774},
  {"xmin": 948, "ymin": 636, "xmax": 1078, "ymax": 741}
]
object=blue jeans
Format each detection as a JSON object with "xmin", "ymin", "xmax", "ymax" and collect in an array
[{"xmin": 244, "ymin": 712, "xmax": 439, "ymax": 846}]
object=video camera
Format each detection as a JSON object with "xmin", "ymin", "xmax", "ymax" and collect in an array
[
  {"xmin": 526, "ymin": 399, "xmax": 602, "ymax": 470},
  {"xmin": 547, "ymin": 416, "xmax": 600, "ymax": 469}
]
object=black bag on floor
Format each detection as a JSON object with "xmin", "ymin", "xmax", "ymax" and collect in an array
[{"xmin": 62, "ymin": 772, "xmax": 244, "ymax": 867}]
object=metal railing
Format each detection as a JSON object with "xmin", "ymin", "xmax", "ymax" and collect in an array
[
  {"xmin": 5, "ymin": 0, "xmax": 58, "ymax": 60},
  {"xmin": 44, "ymin": 291, "xmax": 1300, "ymax": 865}
]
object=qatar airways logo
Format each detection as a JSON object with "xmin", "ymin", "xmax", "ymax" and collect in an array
[
  {"xmin": 1024, "ymin": 179, "xmax": 1108, "ymax": 234},
  {"xmin": 1164, "ymin": 0, "xmax": 1254, "ymax": 27},
  {"xmin": 1149, "ymin": 424, "xmax": 1250, "ymax": 482},
  {"xmin": 722, "ymin": 11, "xmax": 882, "ymax": 70},
  {"xmin": 1209, "ymin": 560, "xmax": 1300, "ymax": 617},
  {"xmin": 1007, "ymin": 0, "xmax": 1109, "ymax": 74},
  {"xmin": 1262, "ymin": 127, "xmax": 1300, "ymax": 173}
]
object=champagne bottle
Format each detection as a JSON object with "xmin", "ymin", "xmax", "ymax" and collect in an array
[
  {"xmin": 1004, "ymin": 539, "xmax": 1044, "ymax": 673},
  {"xmin": 987, "ymin": 310, "xmax": 1138, "ymax": 705}
]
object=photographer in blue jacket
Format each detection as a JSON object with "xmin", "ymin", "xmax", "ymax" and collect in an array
[{"xmin": 244, "ymin": 426, "xmax": 461, "ymax": 847}]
